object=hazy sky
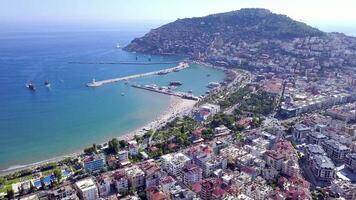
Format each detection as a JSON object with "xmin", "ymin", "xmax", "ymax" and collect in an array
[{"xmin": 1, "ymin": 0, "xmax": 355, "ymax": 32}]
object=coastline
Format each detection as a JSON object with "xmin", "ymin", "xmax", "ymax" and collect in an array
[{"xmin": 0, "ymin": 96, "xmax": 197, "ymax": 175}]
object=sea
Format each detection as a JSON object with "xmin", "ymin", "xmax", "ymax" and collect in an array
[{"xmin": 0, "ymin": 26, "xmax": 225, "ymax": 171}]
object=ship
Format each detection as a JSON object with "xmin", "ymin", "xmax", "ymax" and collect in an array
[
  {"xmin": 44, "ymin": 80, "xmax": 50, "ymax": 87},
  {"xmin": 169, "ymin": 81, "xmax": 182, "ymax": 86},
  {"xmin": 26, "ymin": 81, "xmax": 36, "ymax": 91},
  {"xmin": 157, "ymin": 71, "xmax": 169, "ymax": 75},
  {"xmin": 116, "ymin": 43, "xmax": 121, "ymax": 49},
  {"xmin": 207, "ymin": 82, "xmax": 220, "ymax": 88}
]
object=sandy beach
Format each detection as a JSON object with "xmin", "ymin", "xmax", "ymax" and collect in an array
[{"xmin": 119, "ymin": 96, "xmax": 197, "ymax": 140}]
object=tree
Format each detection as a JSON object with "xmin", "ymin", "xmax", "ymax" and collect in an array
[
  {"xmin": 84, "ymin": 144, "xmax": 97, "ymax": 155},
  {"xmin": 53, "ymin": 168, "xmax": 62, "ymax": 182},
  {"xmin": 202, "ymin": 129, "xmax": 214, "ymax": 140},
  {"xmin": 119, "ymin": 140, "xmax": 128, "ymax": 149},
  {"xmin": 108, "ymin": 138, "xmax": 119, "ymax": 154},
  {"xmin": 40, "ymin": 177, "xmax": 45, "ymax": 189},
  {"xmin": 0, "ymin": 177, "xmax": 5, "ymax": 186},
  {"xmin": 6, "ymin": 188, "xmax": 14, "ymax": 199}
]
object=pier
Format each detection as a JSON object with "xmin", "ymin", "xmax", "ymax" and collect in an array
[
  {"xmin": 131, "ymin": 84, "xmax": 199, "ymax": 101},
  {"xmin": 70, "ymin": 61, "xmax": 181, "ymax": 65},
  {"xmin": 86, "ymin": 62, "xmax": 189, "ymax": 87}
]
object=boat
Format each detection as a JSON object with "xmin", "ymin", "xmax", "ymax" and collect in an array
[
  {"xmin": 26, "ymin": 81, "xmax": 36, "ymax": 91},
  {"xmin": 44, "ymin": 80, "xmax": 50, "ymax": 87},
  {"xmin": 169, "ymin": 81, "xmax": 182, "ymax": 86},
  {"xmin": 207, "ymin": 74, "xmax": 211, "ymax": 77},
  {"xmin": 121, "ymin": 93, "xmax": 125, "ymax": 96},
  {"xmin": 116, "ymin": 43, "xmax": 121, "ymax": 49},
  {"xmin": 188, "ymin": 90, "xmax": 193, "ymax": 94},
  {"xmin": 148, "ymin": 56, "xmax": 152, "ymax": 62},
  {"xmin": 173, "ymin": 68, "xmax": 180, "ymax": 72},
  {"xmin": 208, "ymin": 82, "xmax": 220, "ymax": 88},
  {"xmin": 157, "ymin": 71, "xmax": 169, "ymax": 75}
]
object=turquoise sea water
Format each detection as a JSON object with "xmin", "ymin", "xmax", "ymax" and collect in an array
[{"xmin": 0, "ymin": 29, "xmax": 225, "ymax": 171}]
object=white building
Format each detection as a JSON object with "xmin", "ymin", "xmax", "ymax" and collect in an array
[
  {"xmin": 161, "ymin": 153, "xmax": 191, "ymax": 177},
  {"xmin": 74, "ymin": 178, "xmax": 99, "ymax": 200},
  {"xmin": 118, "ymin": 150, "xmax": 129, "ymax": 162},
  {"xmin": 128, "ymin": 140, "xmax": 139, "ymax": 156}
]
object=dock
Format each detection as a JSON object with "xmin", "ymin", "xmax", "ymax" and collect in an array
[
  {"xmin": 131, "ymin": 84, "xmax": 199, "ymax": 101},
  {"xmin": 70, "ymin": 61, "xmax": 180, "ymax": 65},
  {"xmin": 87, "ymin": 62, "xmax": 189, "ymax": 87}
]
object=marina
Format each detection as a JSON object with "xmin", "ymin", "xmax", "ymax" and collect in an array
[
  {"xmin": 131, "ymin": 84, "xmax": 199, "ymax": 100},
  {"xmin": 69, "ymin": 61, "xmax": 180, "ymax": 65},
  {"xmin": 86, "ymin": 62, "xmax": 189, "ymax": 87}
]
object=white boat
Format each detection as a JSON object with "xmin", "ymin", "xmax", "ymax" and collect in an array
[{"xmin": 116, "ymin": 43, "xmax": 121, "ymax": 49}]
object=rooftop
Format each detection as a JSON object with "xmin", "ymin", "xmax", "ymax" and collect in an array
[
  {"xmin": 75, "ymin": 178, "xmax": 97, "ymax": 192},
  {"xmin": 313, "ymin": 155, "xmax": 335, "ymax": 169}
]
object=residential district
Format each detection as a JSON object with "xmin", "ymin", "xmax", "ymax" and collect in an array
[{"xmin": 1, "ymin": 59, "xmax": 355, "ymax": 200}]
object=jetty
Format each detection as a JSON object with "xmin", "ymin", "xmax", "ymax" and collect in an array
[
  {"xmin": 87, "ymin": 62, "xmax": 189, "ymax": 87},
  {"xmin": 70, "ymin": 61, "xmax": 180, "ymax": 65},
  {"xmin": 131, "ymin": 84, "xmax": 199, "ymax": 101}
]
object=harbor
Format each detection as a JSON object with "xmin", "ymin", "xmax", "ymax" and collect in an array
[
  {"xmin": 86, "ymin": 62, "xmax": 189, "ymax": 87},
  {"xmin": 69, "ymin": 61, "xmax": 180, "ymax": 65},
  {"xmin": 131, "ymin": 84, "xmax": 199, "ymax": 100}
]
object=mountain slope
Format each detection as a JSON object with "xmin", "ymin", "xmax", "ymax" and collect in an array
[
  {"xmin": 124, "ymin": 8, "xmax": 323, "ymax": 55},
  {"xmin": 124, "ymin": 8, "xmax": 356, "ymax": 69}
]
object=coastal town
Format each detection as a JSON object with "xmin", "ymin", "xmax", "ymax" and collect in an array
[
  {"xmin": 0, "ymin": 52, "xmax": 355, "ymax": 200},
  {"xmin": 1, "ymin": 7, "xmax": 356, "ymax": 200}
]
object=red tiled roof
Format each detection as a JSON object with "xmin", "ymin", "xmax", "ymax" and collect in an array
[
  {"xmin": 265, "ymin": 150, "xmax": 284, "ymax": 160},
  {"xmin": 191, "ymin": 182, "xmax": 201, "ymax": 193},
  {"xmin": 160, "ymin": 176, "xmax": 175, "ymax": 185},
  {"xmin": 183, "ymin": 164, "xmax": 202, "ymax": 174},
  {"xmin": 147, "ymin": 186, "xmax": 169, "ymax": 200},
  {"xmin": 112, "ymin": 170, "xmax": 127, "ymax": 180},
  {"xmin": 212, "ymin": 187, "xmax": 225, "ymax": 198}
]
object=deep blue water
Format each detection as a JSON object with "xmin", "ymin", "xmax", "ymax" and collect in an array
[{"xmin": 0, "ymin": 29, "xmax": 225, "ymax": 170}]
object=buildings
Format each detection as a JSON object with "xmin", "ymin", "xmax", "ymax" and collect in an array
[
  {"xmin": 128, "ymin": 140, "xmax": 139, "ymax": 156},
  {"xmin": 309, "ymin": 155, "xmax": 336, "ymax": 182},
  {"xmin": 139, "ymin": 159, "xmax": 161, "ymax": 188},
  {"xmin": 292, "ymin": 123, "xmax": 311, "ymax": 143},
  {"xmin": 304, "ymin": 144, "xmax": 326, "ymax": 160},
  {"xmin": 146, "ymin": 187, "xmax": 169, "ymax": 200},
  {"xmin": 82, "ymin": 154, "xmax": 105, "ymax": 173},
  {"xmin": 50, "ymin": 185, "xmax": 78, "ymax": 200},
  {"xmin": 214, "ymin": 125, "xmax": 231, "ymax": 136},
  {"xmin": 125, "ymin": 165, "xmax": 145, "ymax": 189},
  {"xmin": 194, "ymin": 103, "xmax": 220, "ymax": 122},
  {"xmin": 199, "ymin": 178, "xmax": 225, "ymax": 200},
  {"xmin": 345, "ymin": 153, "xmax": 356, "ymax": 173},
  {"xmin": 74, "ymin": 178, "xmax": 99, "ymax": 200},
  {"xmin": 330, "ymin": 180, "xmax": 356, "ymax": 200},
  {"xmin": 113, "ymin": 170, "xmax": 129, "ymax": 194},
  {"xmin": 161, "ymin": 153, "xmax": 191, "ymax": 177},
  {"xmin": 95, "ymin": 174, "xmax": 111, "ymax": 197},
  {"xmin": 307, "ymin": 132, "xmax": 327, "ymax": 145},
  {"xmin": 182, "ymin": 164, "xmax": 202, "ymax": 186},
  {"xmin": 322, "ymin": 139, "xmax": 350, "ymax": 163}
]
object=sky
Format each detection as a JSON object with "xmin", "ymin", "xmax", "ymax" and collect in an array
[{"xmin": 1, "ymin": 0, "xmax": 356, "ymax": 34}]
